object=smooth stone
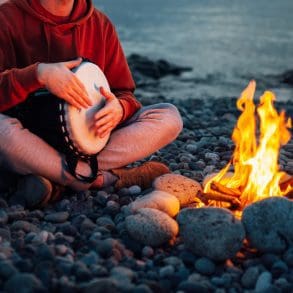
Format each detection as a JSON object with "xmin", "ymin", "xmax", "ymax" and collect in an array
[
  {"xmin": 96, "ymin": 216, "xmax": 115, "ymax": 231},
  {"xmin": 178, "ymin": 207, "xmax": 245, "ymax": 261},
  {"xmin": 4, "ymin": 273, "xmax": 44, "ymax": 293},
  {"xmin": 111, "ymin": 266, "xmax": 136, "ymax": 281},
  {"xmin": 255, "ymin": 271, "xmax": 272, "ymax": 292},
  {"xmin": 11, "ymin": 220, "xmax": 39, "ymax": 233},
  {"xmin": 194, "ymin": 257, "xmax": 216, "ymax": 275},
  {"xmin": 159, "ymin": 265, "xmax": 175, "ymax": 278},
  {"xmin": 142, "ymin": 246, "xmax": 154, "ymax": 258},
  {"xmin": 80, "ymin": 251, "xmax": 100, "ymax": 267},
  {"xmin": 79, "ymin": 278, "xmax": 118, "ymax": 293},
  {"xmin": 163, "ymin": 256, "xmax": 183, "ymax": 268},
  {"xmin": 0, "ymin": 260, "xmax": 18, "ymax": 279},
  {"xmin": 132, "ymin": 284, "xmax": 153, "ymax": 293},
  {"xmin": 125, "ymin": 208, "xmax": 179, "ymax": 247},
  {"xmin": 242, "ymin": 197, "xmax": 293, "ymax": 253},
  {"xmin": 128, "ymin": 190, "xmax": 180, "ymax": 217},
  {"xmin": 128, "ymin": 185, "xmax": 142, "ymax": 196},
  {"xmin": 44, "ymin": 212, "xmax": 69, "ymax": 223},
  {"xmin": 177, "ymin": 281, "xmax": 209, "ymax": 293},
  {"xmin": 241, "ymin": 266, "xmax": 260, "ymax": 289},
  {"xmin": 205, "ymin": 152, "xmax": 220, "ymax": 162},
  {"xmin": 0, "ymin": 228, "xmax": 11, "ymax": 242},
  {"xmin": 271, "ymin": 260, "xmax": 288, "ymax": 277},
  {"xmin": 0, "ymin": 210, "xmax": 8, "ymax": 225},
  {"xmin": 153, "ymin": 174, "xmax": 202, "ymax": 206}
]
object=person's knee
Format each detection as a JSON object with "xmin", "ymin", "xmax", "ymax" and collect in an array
[
  {"xmin": 0, "ymin": 115, "xmax": 23, "ymax": 144},
  {"xmin": 160, "ymin": 103, "xmax": 183, "ymax": 138}
]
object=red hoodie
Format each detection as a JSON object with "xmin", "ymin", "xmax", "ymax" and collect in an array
[{"xmin": 0, "ymin": 0, "xmax": 141, "ymax": 122}]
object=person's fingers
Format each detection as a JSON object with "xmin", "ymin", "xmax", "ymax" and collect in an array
[
  {"xmin": 71, "ymin": 76, "xmax": 92, "ymax": 106},
  {"xmin": 63, "ymin": 57, "xmax": 83, "ymax": 70},
  {"xmin": 94, "ymin": 106, "xmax": 111, "ymax": 121},
  {"xmin": 96, "ymin": 122, "xmax": 113, "ymax": 138},
  {"xmin": 95, "ymin": 114, "xmax": 113, "ymax": 129},
  {"xmin": 63, "ymin": 93, "xmax": 83, "ymax": 110},
  {"xmin": 100, "ymin": 86, "xmax": 115, "ymax": 101}
]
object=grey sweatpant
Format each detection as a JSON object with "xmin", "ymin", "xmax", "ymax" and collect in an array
[{"xmin": 0, "ymin": 103, "xmax": 182, "ymax": 191}]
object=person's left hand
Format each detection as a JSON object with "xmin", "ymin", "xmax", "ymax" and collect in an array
[{"xmin": 93, "ymin": 87, "xmax": 123, "ymax": 138}]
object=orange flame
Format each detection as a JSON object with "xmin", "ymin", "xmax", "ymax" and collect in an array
[{"xmin": 204, "ymin": 81, "xmax": 292, "ymax": 207}]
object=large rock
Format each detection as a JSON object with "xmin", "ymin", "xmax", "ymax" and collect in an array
[
  {"xmin": 280, "ymin": 69, "xmax": 293, "ymax": 85},
  {"xmin": 128, "ymin": 190, "xmax": 180, "ymax": 217},
  {"xmin": 178, "ymin": 207, "xmax": 245, "ymax": 261},
  {"xmin": 125, "ymin": 208, "xmax": 179, "ymax": 247},
  {"xmin": 128, "ymin": 54, "xmax": 192, "ymax": 80},
  {"xmin": 242, "ymin": 197, "xmax": 293, "ymax": 253},
  {"xmin": 153, "ymin": 174, "xmax": 203, "ymax": 206}
]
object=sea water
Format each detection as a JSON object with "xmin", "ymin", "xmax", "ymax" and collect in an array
[{"xmin": 94, "ymin": 0, "xmax": 293, "ymax": 101}]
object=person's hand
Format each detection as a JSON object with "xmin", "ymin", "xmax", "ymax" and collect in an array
[
  {"xmin": 37, "ymin": 57, "xmax": 92, "ymax": 110},
  {"xmin": 94, "ymin": 87, "xmax": 123, "ymax": 138}
]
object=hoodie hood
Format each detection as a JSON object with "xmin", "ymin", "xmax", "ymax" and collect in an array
[{"xmin": 12, "ymin": 0, "xmax": 94, "ymax": 28}]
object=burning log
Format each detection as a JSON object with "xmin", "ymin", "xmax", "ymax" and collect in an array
[
  {"xmin": 279, "ymin": 176, "xmax": 293, "ymax": 198},
  {"xmin": 280, "ymin": 176, "xmax": 293, "ymax": 191},
  {"xmin": 210, "ymin": 181, "xmax": 241, "ymax": 197},
  {"xmin": 198, "ymin": 191, "xmax": 241, "ymax": 209}
]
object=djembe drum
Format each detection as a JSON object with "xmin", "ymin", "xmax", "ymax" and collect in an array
[{"xmin": 6, "ymin": 61, "xmax": 110, "ymax": 182}]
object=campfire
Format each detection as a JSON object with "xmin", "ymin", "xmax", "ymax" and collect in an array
[{"xmin": 199, "ymin": 80, "xmax": 293, "ymax": 212}]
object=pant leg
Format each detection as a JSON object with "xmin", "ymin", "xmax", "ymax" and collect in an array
[
  {"xmin": 97, "ymin": 103, "xmax": 183, "ymax": 170},
  {"xmin": 0, "ymin": 113, "xmax": 91, "ymax": 191}
]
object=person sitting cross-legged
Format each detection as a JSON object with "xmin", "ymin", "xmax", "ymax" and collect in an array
[{"xmin": 0, "ymin": 0, "xmax": 183, "ymax": 208}]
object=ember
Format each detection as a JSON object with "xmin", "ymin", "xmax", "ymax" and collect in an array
[{"xmin": 204, "ymin": 81, "xmax": 292, "ymax": 209}]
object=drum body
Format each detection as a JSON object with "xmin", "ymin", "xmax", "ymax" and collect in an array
[{"xmin": 5, "ymin": 61, "xmax": 110, "ymax": 182}]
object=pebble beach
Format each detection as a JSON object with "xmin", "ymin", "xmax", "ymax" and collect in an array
[{"xmin": 0, "ymin": 55, "xmax": 292, "ymax": 292}]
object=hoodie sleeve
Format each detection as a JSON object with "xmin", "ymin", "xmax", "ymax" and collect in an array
[
  {"xmin": 102, "ymin": 16, "xmax": 141, "ymax": 123},
  {"xmin": 0, "ymin": 27, "xmax": 42, "ymax": 112}
]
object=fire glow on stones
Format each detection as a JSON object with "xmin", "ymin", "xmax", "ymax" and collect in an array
[{"xmin": 204, "ymin": 80, "xmax": 292, "ymax": 209}]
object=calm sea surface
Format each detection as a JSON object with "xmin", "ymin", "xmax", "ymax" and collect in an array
[{"xmin": 94, "ymin": 0, "xmax": 293, "ymax": 101}]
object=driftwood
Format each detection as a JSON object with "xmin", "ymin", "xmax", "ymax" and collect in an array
[
  {"xmin": 210, "ymin": 181, "xmax": 241, "ymax": 197},
  {"xmin": 198, "ymin": 191, "xmax": 241, "ymax": 209}
]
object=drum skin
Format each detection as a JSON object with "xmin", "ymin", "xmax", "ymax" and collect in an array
[{"xmin": 66, "ymin": 62, "xmax": 111, "ymax": 154}]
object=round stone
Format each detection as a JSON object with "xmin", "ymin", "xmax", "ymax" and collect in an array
[
  {"xmin": 44, "ymin": 212, "xmax": 69, "ymax": 223},
  {"xmin": 128, "ymin": 190, "xmax": 180, "ymax": 217},
  {"xmin": 4, "ymin": 273, "xmax": 44, "ymax": 292},
  {"xmin": 178, "ymin": 207, "xmax": 245, "ymax": 261},
  {"xmin": 0, "ymin": 210, "xmax": 8, "ymax": 225},
  {"xmin": 153, "ymin": 174, "xmax": 202, "ymax": 206},
  {"xmin": 255, "ymin": 271, "xmax": 272, "ymax": 292},
  {"xmin": 125, "ymin": 208, "xmax": 179, "ymax": 247},
  {"xmin": 194, "ymin": 257, "xmax": 216, "ymax": 275},
  {"xmin": 242, "ymin": 197, "xmax": 293, "ymax": 253}
]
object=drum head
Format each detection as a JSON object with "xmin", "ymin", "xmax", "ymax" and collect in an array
[{"xmin": 65, "ymin": 62, "xmax": 111, "ymax": 154}]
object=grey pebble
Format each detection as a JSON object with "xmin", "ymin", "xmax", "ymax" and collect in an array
[
  {"xmin": 96, "ymin": 216, "xmax": 116, "ymax": 231},
  {"xmin": 142, "ymin": 246, "xmax": 154, "ymax": 258},
  {"xmin": 255, "ymin": 271, "xmax": 272, "ymax": 292},
  {"xmin": 11, "ymin": 220, "xmax": 39, "ymax": 233},
  {"xmin": 0, "ymin": 210, "xmax": 8, "ymax": 225},
  {"xmin": 241, "ymin": 266, "xmax": 260, "ymax": 289},
  {"xmin": 44, "ymin": 211, "xmax": 69, "ymax": 223},
  {"xmin": 194, "ymin": 257, "xmax": 216, "ymax": 275},
  {"xmin": 271, "ymin": 260, "xmax": 288, "ymax": 277},
  {"xmin": 159, "ymin": 265, "xmax": 175, "ymax": 278},
  {"xmin": 128, "ymin": 185, "xmax": 142, "ymax": 195},
  {"xmin": 4, "ymin": 273, "xmax": 44, "ymax": 293}
]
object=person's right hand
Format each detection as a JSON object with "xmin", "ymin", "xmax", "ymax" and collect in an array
[{"xmin": 37, "ymin": 57, "xmax": 92, "ymax": 110}]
